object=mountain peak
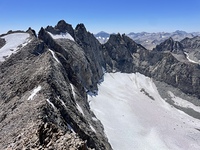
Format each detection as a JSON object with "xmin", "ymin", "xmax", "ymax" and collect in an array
[
  {"xmin": 153, "ymin": 37, "xmax": 184, "ymax": 54},
  {"xmin": 55, "ymin": 20, "xmax": 71, "ymax": 31},
  {"xmin": 75, "ymin": 23, "xmax": 87, "ymax": 32},
  {"xmin": 95, "ymin": 31, "xmax": 110, "ymax": 37},
  {"xmin": 174, "ymin": 30, "xmax": 187, "ymax": 34}
]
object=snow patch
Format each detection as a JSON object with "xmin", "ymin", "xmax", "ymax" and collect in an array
[
  {"xmin": 48, "ymin": 32, "xmax": 75, "ymax": 41},
  {"xmin": 92, "ymin": 117, "xmax": 98, "ymax": 121},
  {"xmin": 46, "ymin": 99, "xmax": 56, "ymax": 110},
  {"xmin": 168, "ymin": 91, "xmax": 200, "ymax": 113},
  {"xmin": 184, "ymin": 52, "xmax": 200, "ymax": 64},
  {"xmin": 58, "ymin": 96, "xmax": 67, "ymax": 108},
  {"xmin": 88, "ymin": 72, "xmax": 200, "ymax": 150},
  {"xmin": 76, "ymin": 103, "xmax": 84, "ymax": 116},
  {"xmin": 89, "ymin": 124, "xmax": 96, "ymax": 133},
  {"xmin": 0, "ymin": 33, "xmax": 30, "ymax": 62},
  {"xmin": 70, "ymin": 83, "xmax": 85, "ymax": 116},
  {"xmin": 70, "ymin": 83, "xmax": 76, "ymax": 99},
  {"xmin": 48, "ymin": 49, "xmax": 60, "ymax": 63},
  {"xmin": 28, "ymin": 85, "xmax": 42, "ymax": 100}
]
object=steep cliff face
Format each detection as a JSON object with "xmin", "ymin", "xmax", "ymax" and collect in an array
[
  {"xmin": 74, "ymin": 23, "xmax": 105, "ymax": 87},
  {"xmin": 102, "ymin": 34, "xmax": 146, "ymax": 72}
]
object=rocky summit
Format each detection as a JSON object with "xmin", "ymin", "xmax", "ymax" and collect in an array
[{"xmin": 0, "ymin": 20, "xmax": 200, "ymax": 149}]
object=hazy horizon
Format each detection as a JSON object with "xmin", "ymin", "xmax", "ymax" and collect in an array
[{"xmin": 0, "ymin": 0, "xmax": 200, "ymax": 34}]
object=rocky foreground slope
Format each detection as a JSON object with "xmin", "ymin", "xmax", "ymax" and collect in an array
[{"xmin": 0, "ymin": 20, "xmax": 200, "ymax": 149}]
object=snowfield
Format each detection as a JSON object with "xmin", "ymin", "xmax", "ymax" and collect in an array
[
  {"xmin": 88, "ymin": 72, "xmax": 200, "ymax": 150},
  {"xmin": 47, "ymin": 32, "xmax": 75, "ymax": 41},
  {"xmin": 0, "ymin": 33, "xmax": 30, "ymax": 62}
]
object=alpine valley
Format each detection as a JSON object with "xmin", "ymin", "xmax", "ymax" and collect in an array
[{"xmin": 0, "ymin": 20, "xmax": 200, "ymax": 150}]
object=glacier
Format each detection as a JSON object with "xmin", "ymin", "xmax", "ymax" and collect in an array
[{"xmin": 88, "ymin": 72, "xmax": 200, "ymax": 150}]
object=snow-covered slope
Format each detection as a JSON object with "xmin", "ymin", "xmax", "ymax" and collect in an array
[
  {"xmin": 0, "ymin": 33, "xmax": 30, "ymax": 62},
  {"xmin": 88, "ymin": 72, "xmax": 200, "ymax": 150}
]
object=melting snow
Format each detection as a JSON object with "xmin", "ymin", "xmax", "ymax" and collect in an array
[
  {"xmin": 0, "ymin": 33, "xmax": 30, "ymax": 62},
  {"xmin": 46, "ymin": 99, "xmax": 56, "ymax": 110},
  {"xmin": 48, "ymin": 49, "xmax": 60, "ymax": 63},
  {"xmin": 89, "ymin": 123, "xmax": 96, "ymax": 133},
  {"xmin": 58, "ymin": 96, "xmax": 67, "ymax": 107},
  {"xmin": 184, "ymin": 52, "xmax": 200, "ymax": 64},
  {"xmin": 88, "ymin": 72, "xmax": 200, "ymax": 150},
  {"xmin": 92, "ymin": 117, "xmax": 98, "ymax": 121},
  {"xmin": 76, "ymin": 103, "xmax": 84, "ymax": 116},
  {"xmin": 70, "ymin": 83, "xmax": 76, "ymax": 99},
  {"xmin": 70, "ymin": 83, "xmax": 84, "ymax": 116},
  {"xmin": 28, "ymin": 85, "xmax": 42, "ymax": 100},
  {"xmin": 48, "ymin": 32, "xmax": 75, "ymax": 41}
]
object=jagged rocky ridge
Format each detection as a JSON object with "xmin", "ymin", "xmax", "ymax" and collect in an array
[
  {"xmin": 0, "ymin": 23, "xmax": 111, "ymax": 150},
  {"xmin": 95, "ymin": 30, "xmax": 200, "ymax": 50},
  {"xmin": 0, "ymin": 20, "xmax": 200, "ymax": 149}
]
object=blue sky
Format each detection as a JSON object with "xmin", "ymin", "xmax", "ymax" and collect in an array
[{"xmin": 0, "ymin": 0, "xmax": 200, "ymax": 34}]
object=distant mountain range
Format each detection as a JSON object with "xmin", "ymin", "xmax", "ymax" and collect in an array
[{"xmin": 95, "ymin": 31, "xmax": 200, "ymax": 50}]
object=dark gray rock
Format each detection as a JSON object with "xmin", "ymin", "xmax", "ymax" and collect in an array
[
  {"xmin": 75, "ymin": 23, "xmax": 105, "ymax": 86},
  {"xmin": 0, "ymin": 29, "xmax": 112, "ymax": 149},
  {"xmin": 55, "ymin": 20, "xmax": 75, "ymax": 39},
  {"xmin": 26, "ymin": 27, "xmax": 37, "ymax": 37},
  {"xmin": 153, "ymin": 37, "xmax": 184, "ymax": 54},
  {"xmin": 45, "ymin": 20, "xmax": 75, "ymax": 39},
  {"xmin": 39, "ymin": 30, "xmax": 85, "ymax": 92},
  {"xmin": 102, "ymin": 33, "xmax": 146, "ymax": 72},
  {"xmin": 38, "ymin": 25, "xmax": 111, "ymax": 149},
  {"xmin": 180, "ymin": 36, "xmax": 200, "ymax": 61},
  {"xmin": 149, "ymin": 53, "xmax": 200, "ymax": 98},
  {"xmin": 181, "ymin": 36, "xmax": 200, "ymax": 49},
  {"xmin": 0, "ymin": 37, "xmax": 5, "ymax": 49},
  {"xmin": 130, "ymin": 47, "xmax": 200, "ymax": 99}
]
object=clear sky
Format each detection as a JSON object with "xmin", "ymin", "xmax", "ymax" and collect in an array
[{"xmin": 0, "ymin": 0, "xmax": 200, "ymax": 34}]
